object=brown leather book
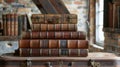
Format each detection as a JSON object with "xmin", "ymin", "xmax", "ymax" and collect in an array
[
  {"xmin": 69, "ymin": 24, "xmax": 77, "ymax": 31},
  {"xmin": 50, "ymin": 49, "xmax": 59, "ymax": 56},
  {"xmin": 41, "ymin": 49, "xmax": 49, "ymax": 56},
  {"xmin": 32, "ymin": 14, "xmax": 45, "ymax": 24},
  {"xmin": 49, "ymin": 40, "xmax": 59, "ymax": 48},
  {"xmin": 32, "ymin": 24, "xmax": 77, "ymax": 31},
  {"xmin": 31, "ymin": 32, "xmax": 40, "ymax": 39},
  {"xmin": 32, "ymin": 24, "xmax": 40, "ymax": 31},
  {"xmin": 6, "ymin": 14, "xmax": 11, "ymax": 36},
  {"xmin": 2, "ymin": 14, "xmax": 7, "ymax": 36},
  {"xmin": 40, "ymin": 32, "xmax": 47, "ymax": 39},
  {"xmin": 47, "ymin": 32, "xmax": 55, "ymax": 39},
  {"xmin": 30, "ymin": 40, "xmax": 40, "ymax": 48},
  {"xmin": 22, "ymin": 32, "xmax": 31, "ymax": 39},
  {"xmin": 55, "ymin": 32, "xmax": 62, "ymax": 38},
  {"xmin": 22, "ymin": 31, "xmax": 86, "ymax": 39},
  {"xmin": 40, "ymin": 24, "xmax": 48, "ymax": 31},
  {"xmin": 19, "ymin": 48, "xmax": 30, "ymax": 57},
  {"xmin": 67, "ymin": 40, "xmax": 78, "ymax": 49},
  {"xmin": 19, "ymin": 40, "xmax": 30, "ymax": 48},
  {"xmin": 45, "ymin": 14, "xmax": 62, "ymax": 23},
  {"xmin": 55, "ymin": 24, "xmax": 61, "ymax": 31},
  {"xmin": 31, "ymin": 14, "xmax": 77, "ymax": 24},
  {"xmin": 31, "ymin": 49, "xmax": 40, "ymax": 57},
  {"xmin": 14, "ymin": 14, "xmax": 18, "ymax": 36},
  {"xmin": 63, "ymin": 14, "xmax": 77, "ymax": 24},
  {"xmin": 61, "ymin": 24, "xmax": 68, "ymax": 31},
  {"xmin": 78, "ymin": 31, "xmax": 86, "ymax": 39},
  {"xmin": 63, "ymin": 32, "xmax": 71, "ymax": 39},
  {"xmin": 78, "ymin": 40, "xmax": 88, "ymax": 49},
  {"xmin": 48, "ymin": 24, "xmax": 55, "ymax": 31}
]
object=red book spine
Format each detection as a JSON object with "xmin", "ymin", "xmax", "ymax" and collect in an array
[{"xmin": 19, "ymin": 40, "xmax": 30, "ymax": 48}]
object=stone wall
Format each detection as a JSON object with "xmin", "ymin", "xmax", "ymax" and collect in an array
[{"xmin": 0, "ymin": 0, "xmax": 89, "ymax": 55}]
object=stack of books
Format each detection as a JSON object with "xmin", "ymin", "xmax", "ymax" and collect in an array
[{"xmin": 17, "ymin": 14, "xmax": 89, "ymax": 57}]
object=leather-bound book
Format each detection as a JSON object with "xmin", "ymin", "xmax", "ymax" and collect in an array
[
  {"xmin": 31, "ymin": 32, "xmax": 40, "ymax": 39},
  {"xmin": 45, "ymin": 14, "xmax": 62, "ymax": 23},
  {"xmin": 22, "ymin": 32, "xmax": 31, "ymax": 39},
  {"xmin": 59, "ymin": 40, "xmax": 67, "ymax": 48},
  {"xmin": 69, "ymin": 49, "xmax": 78, "ymax": 57},
  {"xmin": 49, "ymin": 40, "xmax": 59, "ymax": 48},
  {"xmin": 40, "ymin": 32, "xmax": 47, "ymax": 39},
  {"xmin": 78, "ymin": 40, "xmax": 88, "ymax": 49},
  {"xmin": 55, "ymin": 32, "xmax": 62, "ymax": 38},
  {"xmin": 63, "ymin": 14, "xmax": 77, "ymax": 24},
  {"xmin": 69, "ymin": 24, "xmax": 77, "ymax": 31},
  {"xmin": 78, "ymin": 31, "xmax": 86, "ymax": 39},
  {"xmin": 61, "ymin": 24, "xmax": 68, "ymax": 31},
  {"xmin": 40, "ymin": 24, "xmax": 48, "ymax": 31},
  {"xmin": 31, "ymin": 49, "xmax": 40, "ymax": 57},
  {"xmin": 79, "ymin": 49, "xmax": 88, "ymax": 57},
  {"xmin": 47, "ymin": 32, "xmax": 55, "ymax": 39},
  {"xmin": 19, "ymin": 40, "xmax": 30, "ymax": 48},
  {"xmin": 55, "ymin": 24, "xmax": 61, "ymax": 31},
  {"xmin": 41, "ymin": 49, "xmax": 49, "ymax": 56},
  {"xmin": 6, "ymin": 14, "xmax": 11, "ymax": 36},
  {"xmin": 60, "ymin": 49, "xmax": 69, "ymax": 56},
  {"xmin": 2, "ymin": 14, "xmax": 7, "ymax": 36},
  {"xmin": 32, "ymin": 24, "xmax": 77, "ymax": 31},
  {"xmin": 50, "ymin": 49, "xmax": 59, "ymax": 56},
  {"xmin": 32, "ymin": 24, "xmax": 40, "ymax": 31},
  {"xmin": 40, "ymin": 40, "xmax": 49, "ymax": 48},
  {"xmin": 71, "ymin": 32, "xmax": 79, "ymax": 39},
  {"xmin": 48, "ymin": 24, "xmax": 55, "ymax": 31},
  {"xmin": 19, "ymin": 48, "xmax": 30, "ymax": 57},
  {"xmin": 32, "ymin": 14, "xmax": 45, "ymax": 24},
  {"xmin": 63, "ymin": 32, "xmax": 71, "ymax": 39},
  {"xmin": 14, "ymin": 14, "xmax": 18, "ymax": 36},
  {"xmin": 68, "ymin": 40, "xmax": 78, "ymax": 49},
  {"xmin": 30, "ymin": 40, "xmax": 40, "ymax": 48}
]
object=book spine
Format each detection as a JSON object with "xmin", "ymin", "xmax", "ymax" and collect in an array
[
  {"xmin": 32, "ymin": 24, "xmax": 77, "ymax": 31},
  {"xmin": 6, "ymin": 14, "xmax": 11, "ymax": 36},
  {"xmin": 22, "ymin": 32, "xmax": 86, "ymax": 39},
  {"xmin": 11, "ymin": 14, "xmax": 14, "ymax": 36},
  {"xmin": 31, "ymin": 14, "xmax": 77, "ymax": 24},
  {"xmin": 19, "ymin": 40, "xmax": 88, "ymax": 49},
  {"xmin": 19, "ymin": 40, "xmax": 30, "ymax": 48},
  {"xmin": 14, "ymin": 14, "xmax": 18, "ymax": 36},
  {"xmin": 3, "ymin": 14, "xmax": 7, "ymax": 36},
  {"xmin": 19, "ymin": 48, "xmax": 88, "ymax": 57},
  {"xmin": 30, "ymin": 40, "xmax": 40, "ymax": 48},
  {"xmin": 63, "ymin": 14, "xmax": 77, "ymax": 24},
  {"xmin": 19, "ymin": 48, "xmax": 30, "ymax": 57},
  {"xmin": 31, "ymin": 14, "xmax": 45, "ymax": 24}
]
